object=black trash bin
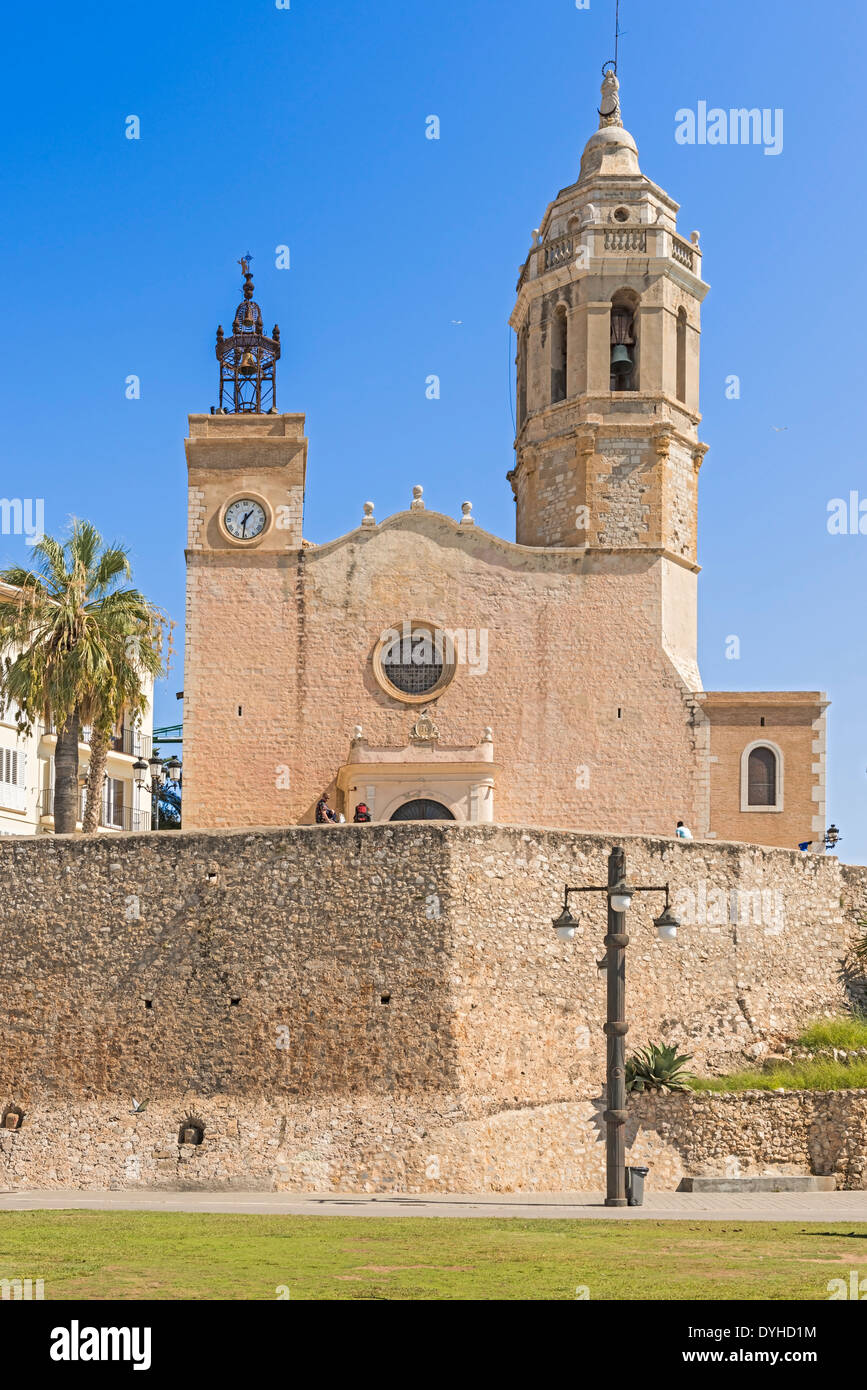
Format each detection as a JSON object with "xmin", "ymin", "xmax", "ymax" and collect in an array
[{"xmin": 625, "ymin": 1165, "xmax": 649, "ymax": 1206}]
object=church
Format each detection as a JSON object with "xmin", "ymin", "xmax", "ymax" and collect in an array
[{"xmin": 181, "ymin": 70, "xmax": 826, "ymax": 851}]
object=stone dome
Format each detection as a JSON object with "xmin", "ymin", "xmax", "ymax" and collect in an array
[
  {"xmin": 579, "ymin": 122, "xmax": 640, "ymax": 180},
  {"xmin": 578, "ymin": 69, "xmax": 641, "ymax": 181}
]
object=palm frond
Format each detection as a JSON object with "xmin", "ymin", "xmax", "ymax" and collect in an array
[{"xmin": 0, "ymin": 519, "xmax": 168, "ymax": 739}]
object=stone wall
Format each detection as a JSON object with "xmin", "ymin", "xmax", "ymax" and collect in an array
[
  {"xmin": 631, "ymin": 1091, "xmax": 867, "ymax": 1192},
  {"xmin": 4, "ymin": 1092, "xmax": 866, "ymax": 1194},
  {"xmin": 0, "ymin": 822, "xmax": 864, "ymax": 1191}
]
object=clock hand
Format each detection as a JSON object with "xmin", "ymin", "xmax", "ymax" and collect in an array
[{"xmin": 240, "ymin": 508, "xmax": 253, "ymax": 536}]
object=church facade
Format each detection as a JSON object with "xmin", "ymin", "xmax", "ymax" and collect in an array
[{"xmin": 182, "ymin": 73, "xmax": 827, "ymax": 851}]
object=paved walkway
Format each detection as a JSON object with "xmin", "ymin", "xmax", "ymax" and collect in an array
[{"xmin": 2, "ymin": 1189, "xmax": 866, "ymax": 1221}]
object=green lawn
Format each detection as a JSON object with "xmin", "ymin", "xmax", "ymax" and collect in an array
[{"xmin": 1, "ymin": 1212, "xmax": 865, "ymax": 1300}]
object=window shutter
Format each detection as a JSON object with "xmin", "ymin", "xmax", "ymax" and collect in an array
[
  {"xmin": 747, "ymin": 747, "xmax": 777, "ymax": 806},
  {"xmin": 0, "ymin": 748, "xmax": 26, "ymax": 811}
]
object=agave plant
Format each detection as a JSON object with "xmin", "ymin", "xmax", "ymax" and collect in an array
[{"xmin": 626, "ymin": 1043, "xmax": 696, "ymax": 1094}]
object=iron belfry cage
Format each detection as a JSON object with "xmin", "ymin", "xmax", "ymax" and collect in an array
[{"xmin": 215, "ymin": 256, "xmax": 281, "ymax": 413}]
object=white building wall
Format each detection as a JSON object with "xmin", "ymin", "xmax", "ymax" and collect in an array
[{"xmin": 0, "ymin": 676, "xmax": 155, "ymax": 837}]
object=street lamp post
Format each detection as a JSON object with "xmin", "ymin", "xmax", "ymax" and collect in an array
[
  {"xmin": 551, "ymin": 845, "xmax": 680, "ymax": 1207},
  {"xmin": 133, "ymin": 752, "xmax": 182, "ymax": 831},
  {"xmin": 604, "ymin": 846, "xmax": 629, "ymax": 1208}
]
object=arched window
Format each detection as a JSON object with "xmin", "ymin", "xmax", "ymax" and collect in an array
[
  {"xmin": 676, "ymin": 307, "xmax": 687, "ymax": 403},
  {"xmin": 551, "ymin": 305, "xmax": 567, "ymax": 403},
  {"xmin": 390, "ymin": 799, "xmax": 455, "ymax": 821},
  {"xmin": 741, "ymin": 742, "xmax": 783, "ymax": 811}
]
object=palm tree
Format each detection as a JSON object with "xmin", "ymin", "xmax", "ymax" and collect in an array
[
  {"xmin": 79, "ymin": 622, "xmax": 165, "ymax": 833},
  {"xmin": 80, "ymin": 679, "xmax": 139, "ymax": 835},
  {"xmin": 0, "ymin": 520, "xmax": 168, "ymax": 835}
]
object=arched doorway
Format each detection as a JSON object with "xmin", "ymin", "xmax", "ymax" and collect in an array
[{"xmin": 389, "ymin": 799, "xmax": 455, "ymax": 822}]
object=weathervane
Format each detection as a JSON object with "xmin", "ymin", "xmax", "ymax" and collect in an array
[
  {"xmin": 214, "ymin": 254, "xmax": 281, "ymax": 414},
  {"xmin": 599, "ymin": 1, "xmax": 625, "ymax": 127}
]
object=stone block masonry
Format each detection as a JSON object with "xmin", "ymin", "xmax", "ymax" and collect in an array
[{"xmin": 0, "ymin": 823, "xmax": 864, "ymax": 1191}]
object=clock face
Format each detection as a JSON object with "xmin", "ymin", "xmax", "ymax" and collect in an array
[{"xmin": 224, "ymin": 498, "xmax": 267, "ymax": 541}]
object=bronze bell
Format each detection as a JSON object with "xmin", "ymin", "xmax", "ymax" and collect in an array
[
  {"xmin": 610, "ymin": 344, "xmax": 633, "ymax": 375},
  {"xmin": 610, "ymin": 306, "xmax": 635, "ymax": 376},
  {"xmin": 239, "ymin": 350, "xmax": 256, "ymax": 377}
]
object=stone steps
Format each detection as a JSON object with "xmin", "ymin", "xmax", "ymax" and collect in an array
[{"xmin": 678, "ymin": 1175, "xmax": 835, "ymax": 1193}]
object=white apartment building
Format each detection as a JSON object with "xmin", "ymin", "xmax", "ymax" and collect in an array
[{"xmin": 0, "ymin": 584, "xmax": 155, "ymax": 837}]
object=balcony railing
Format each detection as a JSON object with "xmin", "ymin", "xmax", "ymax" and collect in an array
[
  {"xmin": 671, "ymin": 234, "xmax": 697, "ymax": 270},
  {"xmin": 544, "ymin": 233, "xmax": 576, "ymax": 270},
  {"xmin": 109, "ymin": 727, "xmax": 153, "ymax": 759},
  {"xmin": 517, "ymin": 223, "xmax": 701, "ymax": 291},
  {"xmin": 38, "ymin": 786, "xmax": 151, "ymax": 833},
  {"xmin": 39, "ymin": 722, "xmax": 152, "ymax": 759},
  {"xmin": 603, "ymin": 228, "xmax": 647, "ymax": 253}
]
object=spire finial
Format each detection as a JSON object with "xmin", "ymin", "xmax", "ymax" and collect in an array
[
  {"xmin": 237, "ymin": 252, "xmax": 255, "ymax": 300},
  {"xmin": 215, "ymin": 254, "xmax": 280, "ymax": 414}
]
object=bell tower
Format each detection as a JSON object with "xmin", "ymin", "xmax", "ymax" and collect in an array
[
  {"xmin": 182, "ymin": 259, "xmax": 307, "ymax": 831},
  {"xmin": 508, "ymin": 68, "xmax": 710, "ymax": 580}
]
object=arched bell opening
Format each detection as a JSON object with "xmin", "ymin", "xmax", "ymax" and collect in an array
[
  {"xmin": 676, "ymin": 306, "xmax": 688, "ymax": 403},
  {"xmin": 550, "ymin": 304, "xmax": 568, "ymax": 404},
  {"xmin": 610, "ymin": 289, "xmax": 640, "ymax": 392}
]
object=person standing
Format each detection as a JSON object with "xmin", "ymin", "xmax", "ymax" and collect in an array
[{"xmin": 676, "ymin": 820, "xmax": 693, "ymax": 840}]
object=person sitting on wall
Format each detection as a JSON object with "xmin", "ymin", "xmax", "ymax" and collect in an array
[
  {"xmin": 353, "ymin": 802, "xmax": 371, "ymax": 823},
  {"xmin": 315, "ymin": 793, "xmax": 338, "ymax": 825},
  {"xmin": 676, "ymin": 820, "xmax": 693, "ymax": 840}
]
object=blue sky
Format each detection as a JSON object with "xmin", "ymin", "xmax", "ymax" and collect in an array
[{"xmin": 1, "ymin": 0, "xmax": 865, "ymax": 856}]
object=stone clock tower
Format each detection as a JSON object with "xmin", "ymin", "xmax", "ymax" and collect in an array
[{"xmin": 182, "ymin": 263, "xmax": 307, "ymax": 829}]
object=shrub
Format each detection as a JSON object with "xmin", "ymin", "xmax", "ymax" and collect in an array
[
  {"xmin": 794, "ymin": 1014, "xmax": 867, "ymax": 1051},
  {"xmin": 625, "ymin": 1043, "xmax": 696, "ymax": 1094},
  {"xmin": 693, "ymin": 1059, "xmax": 867, "ymax": 1092}
]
